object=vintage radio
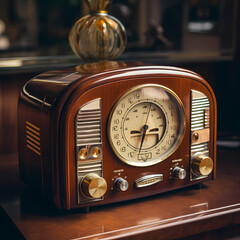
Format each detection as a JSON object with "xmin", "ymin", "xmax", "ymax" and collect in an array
[{"xmin": 18, "ymin": 61, "xmax": 217, "ymax": 210}]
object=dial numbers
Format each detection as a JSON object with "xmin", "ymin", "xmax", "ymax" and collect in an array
[
  {"xmin": 108, "ymin": 84, "xmax": 185, "ymax": 167},
  {"xmin": 123, "ymin": 102, "xmax": 166, "ymax": 150}
]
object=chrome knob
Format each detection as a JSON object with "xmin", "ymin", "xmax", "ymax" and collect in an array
[
  {"xmin": 192, "ymin": 154, "xmax": 213, "ymax": 176},
  {"xmin": 80, "ymin": 173, "xmax": 107, "ymax": 199},
  {"xmin": 114, "ymin": 177, "xmax": 129, "ymax": 191},
  {"xmin": 172, "ymin": 167, "xmax": 186, "ymax": 180}
]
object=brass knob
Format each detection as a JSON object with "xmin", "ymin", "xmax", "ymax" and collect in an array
[
  {"xmin": 192, "ymin": 154, "xmax": 213, "ymax": 176},
  {"xmin": 80, "ymin": 173, "xmax": 107, "ymax": 199}
]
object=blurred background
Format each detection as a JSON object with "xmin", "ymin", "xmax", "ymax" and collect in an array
[
  {"xmin": 0, "ymin": 0, "xmax": 235, "ymax": 55},
  {"xmin": 0, "ymin": 0, "xmax": 239, "ymax": 153}
]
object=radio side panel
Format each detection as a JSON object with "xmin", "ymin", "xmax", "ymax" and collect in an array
[
  {"xmin": 18, "ymin": 93, "xmax": 43, "ymax": 187},
  {"xmin": 18, "ymin": 90, "xmax": 60, "ymax": 205},
  {"xmin": 18, "ymin": 70, "xmax": 83, "ymax": 208}
]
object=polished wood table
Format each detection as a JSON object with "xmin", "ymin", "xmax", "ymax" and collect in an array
[{"xmin": 0, "ymin": 147, "xmax": 240, "ymax": 240}]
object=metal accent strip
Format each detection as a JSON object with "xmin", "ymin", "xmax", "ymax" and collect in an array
[
  {"xmin": 26, "ymin": 130, "xmax": 40, "ymax": 141},
  {"xmin": 25, "ymin": 121, "xmax": 41, "ymax": 156},
  {"xmin": 78, "ymin": 164, "xmax": 102, "ymax": 169},
  {"xmin": 26, "ymin": 126, "xmax": 40, "ymax": 136},
  {"xmin": 135, "ymin": 174, "xmax": 163, "ymax": 188},
  {"xmin": 26, "ymin": 144, "xmax": 40, "ymax": 155},
  {"xmin": 26, "ymin": 135, "xmax": 40, "ymax": 146},
  {"xmin": 26, "ymin": 121, "xmax": 40, "ymax": 131},
  {"xmin": 78, "ymin": 168, "xmax": 102, "ymax": 173},
  {"xmin": 26, "ymin": 140, "xmax": 40, "ymax": 151},
  {"xmin": 78, "ymin": 159, "xmax": 102, "ymax": 165}
]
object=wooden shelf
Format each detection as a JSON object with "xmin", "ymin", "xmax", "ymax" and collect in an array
[
  {"xmin": 0, "ymin": 50, "xmax": 233, "ymax": 75},
  {"xmin": 0, "ymin": 147, "xmax": 240, "ymax": 239}
]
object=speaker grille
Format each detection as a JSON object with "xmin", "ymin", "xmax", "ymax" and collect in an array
[
  {"xmin": 191, "ymin": 96, "xmax": 210, "ymax": 131},
  {"xmin": 26, "ymin": 121, "xmax": 41, "ymax": 156},
  {"xmin": 76, "ymin": 107, "xmax": 101, "ymax": 146}
]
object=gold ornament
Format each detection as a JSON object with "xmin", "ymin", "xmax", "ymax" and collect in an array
[{"xmin": 69, "ymin": 0, "xmax": 127, "ymax": 60}]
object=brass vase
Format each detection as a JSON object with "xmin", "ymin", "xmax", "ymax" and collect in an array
[{"xmin": 69, "ymin": 0, "xmax": 127, "ymax": 60}]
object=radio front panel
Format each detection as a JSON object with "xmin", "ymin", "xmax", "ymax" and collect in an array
[{"xmin": 18, "ymin": 62, "xmax": 217, "ymax": 210}]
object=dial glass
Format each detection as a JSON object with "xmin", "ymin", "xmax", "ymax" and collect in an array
[{"xmin": 108, "ymin": 84, "xmax": 185, "ymax": 167}]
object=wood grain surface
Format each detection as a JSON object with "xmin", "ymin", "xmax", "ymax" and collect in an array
[{"xmin": 0, "ymin": 147, "xmax": 239, "ymax": 240}]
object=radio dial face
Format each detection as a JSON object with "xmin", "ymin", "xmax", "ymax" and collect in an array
[{"xmin": 108, "ymin": 84, "xmax": 186, "ymax": 167}]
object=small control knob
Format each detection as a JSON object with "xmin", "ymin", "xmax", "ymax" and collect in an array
[
  {"xmin": 192, "ymin": 154, "xmax": 213, "ymax": 176},
  {"xmin": 80, "ymin": 173, "xmax": 107, "ymax": 199},
  {"xmin": 114, "ymin": 177, "xmax": 129, "ymax": 191},
  {"xmin": 172, "ymin": 167, "xmax": 186, "ymax": 180}
]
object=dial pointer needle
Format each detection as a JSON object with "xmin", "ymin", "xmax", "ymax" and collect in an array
[
  {"xmin": 139, "ymin": 124, "xmax": 148, "ymax": 153},
  {"xmin": 139, "ymin": 103, "xmax": 152, "ymax": 153}
]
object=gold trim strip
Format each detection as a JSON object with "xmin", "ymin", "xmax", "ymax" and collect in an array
[
  {"xmin": 191, "ymin": 128, "xmax": 210, "ymax": 145},
  {"xmin": 26, "ymin": 121, "xmax": 40, "ymax": 131},
  {"xmin": 26, "ymin": 135, "xmax": 40, "ymax": 146},
  {"xmin": 135, "ymin": 174, "xmax": 163, "ymax": 188},
  {"xmin": 26, "ymin": 130, "xmax": 40, "ymax": 141},
  {"xmin": 26, "ymin": 126, "xmax": 40, "ymax": 136},
  {"xmin": 26, "ymin": 140, "xmax": 41, "ymax": 151},
  {"xmin": 27, "ymin": 144, "xmax": 41, "ymax": 155}
]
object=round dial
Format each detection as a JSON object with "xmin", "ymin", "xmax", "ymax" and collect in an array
[{"xmin": 108, "ymin": 84, "xmax": 185, "ymax": 167}]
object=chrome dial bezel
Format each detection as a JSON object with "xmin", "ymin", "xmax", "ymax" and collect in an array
[{"xmin": 108, "ymin": 84, "xmax": 186, "ymax": 167}]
